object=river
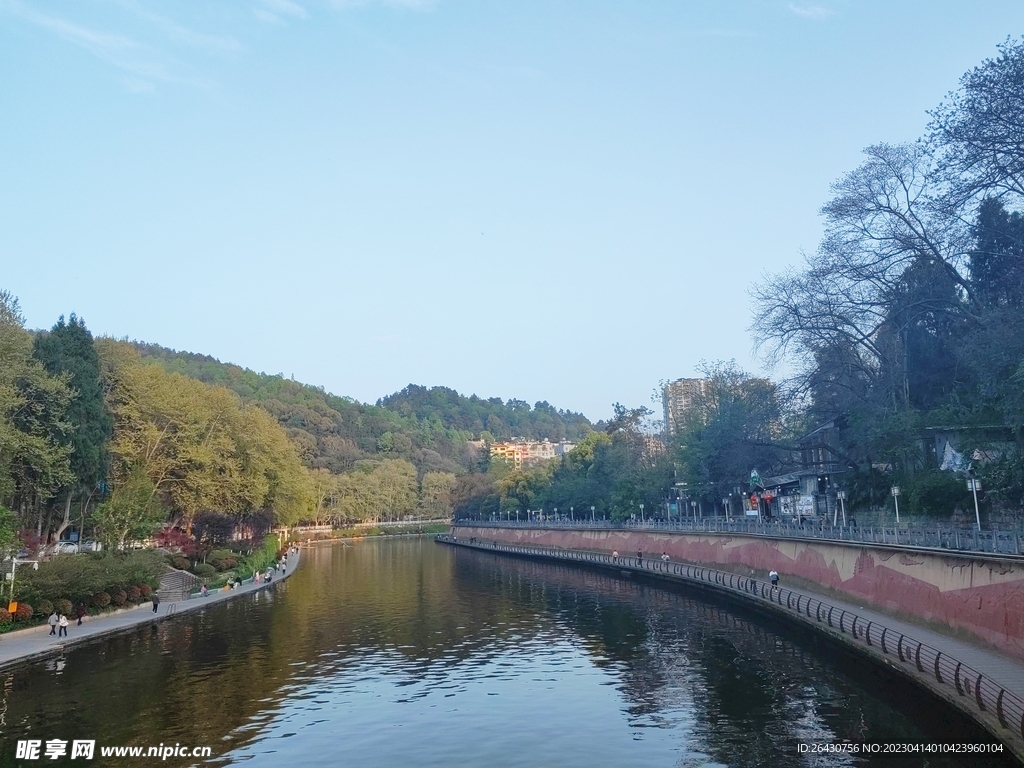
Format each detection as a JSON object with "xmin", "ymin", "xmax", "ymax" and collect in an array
[{"xmin": 0, "ymin": 537, "xmax": 1015, "ymax": 767}]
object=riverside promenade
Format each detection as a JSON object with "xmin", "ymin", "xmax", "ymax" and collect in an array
[
  {"xmin": 0, "ymin": 547, "xmax": 302, "ymax": 672},
  {"xmin": 439, "ymin": 533, "xmax": 1024, "ymax": 761}
]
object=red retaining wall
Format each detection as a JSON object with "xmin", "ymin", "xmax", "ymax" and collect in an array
[{"xmin": 454, "ymin": 525, "xmax": 1024, "ymax": 660}]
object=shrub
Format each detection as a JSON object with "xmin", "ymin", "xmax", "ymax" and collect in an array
[
  {"xmin": 126, "ymin": 586, "xmax": 141, "ymax": 602},
  {"xmin": 0, "ymin": 609, "xmax": 11, "ymax": 626},
  {"xmin": 14, "ymin": 603, "xmax": 32, "ymax": 621},
  {"xmin": 138, "ymin": 584, "xmax": 152, "ymax": 597},
  {"xmin": 93, "ymin": 592, "xmax": 111, "ymax": 608},
  {"xmin": 221, "ymin": 557, "xmax": 237, "ymax": 570},
  {"xmin": 192, "ymin": 563, "xmax": 216, "ymax": 578},
  {"xmin": 54, "ymin": 599, "xmax": 73, "ymax": 616},
  {"xmin": 171, "ymin": 555, "xmax": 191, "ymax": 571},
  {"xmin": 37, "ymin": 599, "xmax": 53, "ymax": 616},
  {"xmin": 111, "ymin": 590, "xmax": 127, "ymax": 606}
]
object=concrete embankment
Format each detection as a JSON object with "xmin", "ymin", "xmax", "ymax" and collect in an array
[
  {"xmin": 442, "ymin": 534, "xmax": 1024, "ymax": 762},
  {"xmin": 0, "ymin": 547, "xmax": 302, "ymax": 672},
  {"xmin": 453, "ymin": 524, "xmax": 1024, "ymax": 662}
]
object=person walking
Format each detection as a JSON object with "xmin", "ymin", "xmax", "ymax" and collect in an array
[
  {"xmin": 637, "ymin": 550, "xmax": 643, "ymax": 567},
  {"xmin": 612, "ymin": 550, "xmax": 619, "ymax": 563},
  {"xmin": 770, "ymin": 569, "xmax": 779, "ymax": 589},
  {"xmin": 57, "ymin": 614, "xmax": 69, "ymax": 638},
  {"xmin": 200, "ymin": 584, "xmax": 208, "ymax": 598},
  {"xmin": 48, "ymin": 611, "xmax": 59, "ymax": 636},
  {"xmin": 152, "ymin": 593, "xmax": 160, "ymax": 613}
]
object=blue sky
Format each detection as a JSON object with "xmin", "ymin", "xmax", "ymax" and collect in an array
[{"xmin": 2, "ymin": 1, "xmax": 1022, "ymax": 421}]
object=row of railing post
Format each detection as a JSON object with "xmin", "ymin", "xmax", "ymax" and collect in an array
[
  {"xmin": 438, "ymin": 533, "xmax": 1024, "ymax": 747},
  {"xmin": 453, "ymin": 520, "xmax": 1023, "ymax": 556}
]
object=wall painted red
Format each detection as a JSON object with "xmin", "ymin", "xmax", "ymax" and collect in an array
[{"xmin": 454, "ymin": 525, "xmax": 1024, "ymax": 660}]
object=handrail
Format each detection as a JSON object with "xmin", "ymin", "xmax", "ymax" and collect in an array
[
  {"xmin": 451, "ymin": 520, "xmax": 1024, "ymax": 557},
  {"xmin": 438, "ymin": 533, "xmax": 1024, "ymax": 747}
]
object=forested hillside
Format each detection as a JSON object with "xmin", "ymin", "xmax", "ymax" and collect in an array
[
  {"xmin": 135, "ymin": 344, "xmax": 593, "ymax": 475},
  {"xmin": 378, "ymin": 385, "xmax": 592, "ymax": 443}
]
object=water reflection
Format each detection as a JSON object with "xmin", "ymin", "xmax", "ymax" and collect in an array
[{"xmin": 0, "ymin": 538, "xmax": 1015, "ymax": 767}]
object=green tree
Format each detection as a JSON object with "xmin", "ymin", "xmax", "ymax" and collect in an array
[{"xmin": 33, "ymin": 314, "xmax": 113, "ymax": 539}]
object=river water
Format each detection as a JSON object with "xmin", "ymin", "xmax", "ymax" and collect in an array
[{"xmin": 0, "ymin": 537, "xmax": 1016, "ymax": 767}]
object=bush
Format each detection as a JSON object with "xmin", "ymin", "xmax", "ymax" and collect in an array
[
  {"xmin": 222, "ymin": 557, "xmax": 237, "ymax": 570},
  {"xmin": 192, "ymin": 563, "xmax": 216, "ymax": 578},
  {"xmin": 171, "ymin": 555, "xmax": 191, "ymax": 571},
  {"xmin": 111, "ymin": 590, "xmax": 127, "ymax": 606},
  {"xmin": 37, "ymin": 599, "xmax": 53, "ymax": 616},
  {"xmin": 93, "ymin": 592, "xmax": 111, "ymax": 608},
  {"xmin": 126, "ymin": 586, "xmax": 141, "ymax": 602},
  {"xmin": 14, "ymin": 603, "xmax": 32, "ymax": 621},
  {"xmin": 54, "ymin": 599, "xmax": 73, "ymax": 616},
  {"xmin": 0, "ymin": 609, "xmax": 11, "ymax": 626},
  {"xmin": 17, "ymin": 550, "xmax": 164, "ymax": 607},
  {"xmin": 138, "ymin": 584, "xmax": 152, "ymax": 597}
]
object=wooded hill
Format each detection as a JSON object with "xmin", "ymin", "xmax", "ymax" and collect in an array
[{"xmin": 134, "ymin": 343, "xmax": 593, "ymax": 476}]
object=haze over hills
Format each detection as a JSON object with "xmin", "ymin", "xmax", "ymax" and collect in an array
[{"xmin": 133, "ymin": 342, "xmax": 595, "ymax": 477}]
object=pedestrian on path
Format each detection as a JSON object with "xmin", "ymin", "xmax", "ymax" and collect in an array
[
  {"xmin": 48, "ymin": 611, "xmax": 58, "ymax": 636},
  {"xmin": 637, "ymin": 550, "xmax": 643, "ymax": 567},
  {"xmin": 612, "ymin": 550, "xmax": 619, "ymax": 563},
  {"xmin": 201, "ymin": 584, "xmax": 208, "ymax": 598},
  {"xmin": 770, "ymin": 569, "xmax": 779, "ymax": 588},
  {"xmin": 58, "ymin": 614, "xmax": 68, "ymax": 638},
  {"xmin": 152, "ymin": 593, "xmax": 160, "ymax": 613}
]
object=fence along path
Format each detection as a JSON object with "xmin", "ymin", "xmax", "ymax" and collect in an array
[
  {"xmin": 465, "ymin": 519, "xmax": 1024, "ymax": 557},
  {"xmin": 438, "ymin": 533, "xmax": 1024, "ymax": 759}
]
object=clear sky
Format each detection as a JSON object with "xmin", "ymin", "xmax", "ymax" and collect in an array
[{"xmin": 2, "ymin": 1, "xmax": 1022, "ymax": 422}]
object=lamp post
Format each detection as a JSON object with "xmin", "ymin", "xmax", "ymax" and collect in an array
[
  {"xmin": 591, "ymin": 505, "xmax": 595, "ymax": 522},
  {"xmin": 836, "ymin": 489, "xmax": 847, "ymax": 526},
  {"xmin": 967, "ymin": 473, "xmax": 982, "ymax": 531},
  {"xmin": 690, "ymin": 500, "xmax": 697, "ymax": 521},
  {"xmin": 723, "ymin": 497, "xmax": 730, "ymax": 521},
  {"xmin": 570, "ymin": 506, "xmax": 574, "ymax": 522},
  {"xmin": 891, "ymin": 486, "xmax": 901, "ymax": 524},
  {"xmin": 639, "ymin": 503, "xmax": 644, "ymax": 523},
  {"xmin": 8, "ymin": 558, "xmax": 37, "ymax": 600}
]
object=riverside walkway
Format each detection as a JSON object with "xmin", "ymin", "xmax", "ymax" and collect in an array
[
  {"xmin": 439, "ymin": 533, "xmax": 1024, "ymax": 760},
  {"xmin": 0, "ymin": 547, "xmax": 302, "ymax": 672}
]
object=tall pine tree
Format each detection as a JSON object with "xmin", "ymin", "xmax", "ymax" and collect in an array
[{"xmin": 33, "ymin": 315, "xmax": 112, "ymax": 539}]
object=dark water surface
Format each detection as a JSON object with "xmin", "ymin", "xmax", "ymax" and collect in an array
[{"xmin": 0, "ymin": 538, "xmax": 1016, "ymax": 767}]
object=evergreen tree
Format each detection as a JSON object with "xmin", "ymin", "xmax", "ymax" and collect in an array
[{"xmin": 33, "ymin": 315, "xmax": 112, "ymax": 537}]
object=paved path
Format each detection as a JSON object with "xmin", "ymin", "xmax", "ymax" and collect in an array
[
  {"xmin": 778, "ymin": 573, "xmax": 1024, "ymax": 695},
  {"xmin": 0, "ymin": 548, "xmax": 302, "ymax": 671},
  {"xmin": 444, "ymin": 535, "xmax": 1024, "ymax": 759}
]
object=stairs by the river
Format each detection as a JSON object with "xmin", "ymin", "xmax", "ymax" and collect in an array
[{"xmin": 157, "ymin": 568, "xmax": 201, "ymax": 601}]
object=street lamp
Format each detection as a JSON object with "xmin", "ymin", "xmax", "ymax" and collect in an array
[
  {"xmin": 723, "ymin": 497, "xmax": 730, "ymax": 521},
  {"xmin": 570, "ymin": 506, "xmax": 574, "ymax": 522},
  {"xmin": 967, "ymin": 472, "xmax": 982, "ymax": 531},
  {"xmin": 639, "ymin": 503, "xmax": 644, "ymax": 523},
  {"xmin": 890, "ymin": 486, "xmax": 901, "ymax": 524},
  {"xmin": 8, "ymin": 558, "xmax": 38, "ymax": 600},
  {"xmin": 836, "ymin": 489, "xmax": 847, "ymax": 526},
  {"xmin": 591, "ymin": 505, "xmax": 595, "ymax": 522},
  {"xmin": 690, "ymin": 500, "xmax": 697, "ymax": 521}
]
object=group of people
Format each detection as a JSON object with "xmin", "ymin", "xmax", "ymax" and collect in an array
[{"xmin": 47, "ymin": 612, "xmax": 69, "ymax": 637}]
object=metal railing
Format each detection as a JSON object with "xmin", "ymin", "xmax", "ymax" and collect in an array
[
  {"xmin": 454, "ymin": 519, "xmax": 1024, "ymax": 557},
  {"xmin": 437, "ymin": 533, "xmax": 1024, "ymax": 749}
]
